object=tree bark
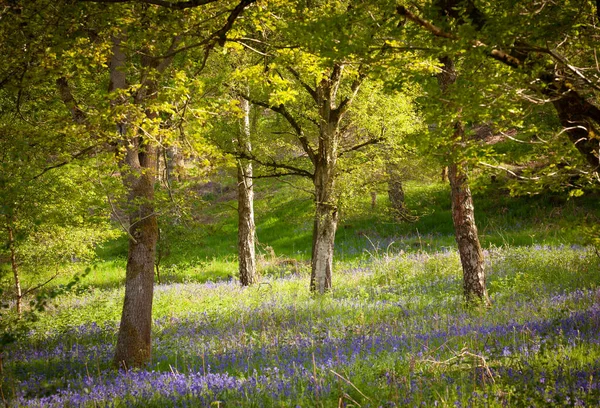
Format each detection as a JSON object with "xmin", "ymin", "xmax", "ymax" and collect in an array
[
  {"xmin": 448, "ymin": 161, "xmax": 490, "ymax": 304},
  {"xmin": 237, "ymin": 97, "xmax": 257, "ymax": 286},
  {"xmin": 113, "ymin": 144, "xmax": 158, "ymax": 368},
  {"xmin": 438, "ymin": 56, "xmax": 490, "ymax": 305},
  {"xmin": 111, "ymin": 36, "xmax": 160, "ymax": 369},
  {"xmin": 441, "ymin": 166, "xmax": 448, "ymax": 182},
  {"xmin": 310, "ymin": 157, "xmax": 338, "ymax": 294},
  {"xmin": 387, "ymin": 162, "xmax": 407, "ymax": 219},
  {"xmin": 310, "ymin": 116, "xmax": 339, "ymax": 294},
  {"xmin": 6, "ymin": 220, "xmax": 22, "ymax": 316}
]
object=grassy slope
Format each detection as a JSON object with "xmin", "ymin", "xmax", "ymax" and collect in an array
[
  {"xmin": 85, "ymin": 177, "xmax": 600, "ymax": 289},
  {"xmin": 3, "ymin": 178, "xmax": 600, "ymax": 406},
  {"xmin": 2, "ymin": 176, "xmax": 597, "ymax": 302}
]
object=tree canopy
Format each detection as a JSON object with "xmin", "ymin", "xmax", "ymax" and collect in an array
[{"xmin": 1, "ymin": 0, "xmax": 598, "ymax": 367}]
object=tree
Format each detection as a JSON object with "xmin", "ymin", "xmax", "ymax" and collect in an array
[
  {"xmin": 236, "ymin": 95, "xmax": 258, "ymax": 286},
  {"xmin": 0, "ymin": 3, "xmax": 114, "ymax": 316},
  {"xmin": 397, "ymin": 0, "xmax": 599, "ymax": 177},
  {"xmin": 393, "ymin": 0, "xmax": 600, "ymax": 301},
  {"xmin": 437, "ymin": 56, "xmax": 490, "ymax": 305},
  {"xmin": 236, "ymin": 71, "xmax": 418, "ymax": 294},
  {"xmin": 389, "ymin": 2, "xmax": 497, "ymax": 304},
  {"xmin": 240, "ymin": 62, "xmax": 366, "ymax": 293},
  {"xmin": 231, "ymin": 0, "xmax": 431, "ymax": 293},
  {"xmin": 43, "ymin": 0, "xmax": 256, "ymax": 367}
]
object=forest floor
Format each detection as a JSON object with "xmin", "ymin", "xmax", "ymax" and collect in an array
[{"xmin": 3, "ymin": 180, "xmax": 600, "ymax": 407}]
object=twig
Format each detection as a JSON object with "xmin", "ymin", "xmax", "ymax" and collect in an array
[
  {"xmin": 21, "ymin": 272, "xmax": 60, "ymax": 297},
  {"xmin": 341, "ymin": 392, "xmax": 362, "ymax": 407},
  {"xmin": 329, "ymin": 369, "xmax": 372, "ymax": 402},
  {"xmin": 236, "ymin": 151, "xmax": 314, "ymax": 179},
  {"xmin": 129, "ymin": 212, "xmax": 160, "ymax": 229},
  {"xmin": 419, "ymin": 348, "xmax": 495, "ymax": 383},
  {"xmin": 31, "ymin": 144, "xmax": 98, "ymax": 180},
  {"xmin": 274, "ymin": 176, "xmax": 315, "ymax": 196},
  {"xmin": 106, "ymin": 193, "xmax": 137, "ymax": 244},
  {"xmin": 500, "ymin": 131, "xmax": 546, "ymax": 144},
  {"xmin": 338, "ymin": 136, "xmax": 385, "ymax": 157},
  {"xmin": 478, "ymin": 161, "xmax": 545, "ymax": 181},
  {"xmin": 229, "ymin": 39, "xmax": 271, "ymax": 56},
  {"xmin": 546, "ymin": 49, "xmax": 600, "ymax": 93}
]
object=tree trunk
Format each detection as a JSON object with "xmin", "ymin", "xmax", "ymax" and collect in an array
[
  {"xmin": 6, "ymin": 221, "xmax": 21, "ymax": 316},
  {"xmin": 448, "ymin": 162, "xmax": 490, "ymax": 304},
  {"xmin": 370, "ymin": 191, "xmax": 377, "ymax": 209},
  {"xmin": 387, "ymin": 162, "xmax": 407, "ymax": 219},
  {"xmin": 438, "ymin": 56, "xmax": 490, "ymax": 305},
  {"xmin": 388, "ymin": 178, "xmax": 406, "ymax": 217},
  {"xmin": 310, "ymin": 123, "xmax": 339, "ymax": 294},
  {"xmin": 113, "ymin": 144, "xmax": 159, "ymax": 369},
  {"xmin": 165, "ymin": 145, "xmax": 185, "ymax": 182},
  {"xmin": 237, "ymin": 97, "xmax": 257, "ymax": 286},
  {"xmin": 441, "ymin": 166, "xmax": 448, "ymax": 182},
  {"xmin": 111, "ymin": 36, "xmax": 160, "ymax": 369},
  {"xmin": 310, "ymin": 168, "xmax": 338, "ymax": 294},
  {"xmin": 548, "ymin": 83, "xmax": 600, "ymax": 171}
]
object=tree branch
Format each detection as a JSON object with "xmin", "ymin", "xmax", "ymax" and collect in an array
[
  {"xmin": 478, "ymin": 161, "xmax": 546, "ymax": 180},
  {"xmin": 228, "ymin": 39, "xmax": 271, "ymax": 56},
  {"xmin": 156, "ymin": 35, "xmax": 182, "ymax": 73},
  {"xmin": 396, "ymin": 5, "xmax": 522, "ymax": 69},
  {"xmin": 249, "ymin": 172, "xmax": 309, "ymax": 179},
  {"xmin": 32, "ymin": 145, "xmax": 99, "ymax": 180},
  {"xmin": 339, "ymin": 136, "xmax": 384, "ymax": 157},
  {"xmin": 287, "ymin": 66, "xmax": 318, "ymax": 102},
  {"xmin": 545, "ymin": 49, "xmax": 600, "ymax": 93},
  {"xmin": 396, "ymin": 5, "xmax": 454, "ymax": 39},
  {"xmin": 336, "ymin": 68, "xmax": 367, "ymax": 116},
  {"xmin": 330, "ymin": 62, "xmax": 344, "ymax": 103},
  {"xmin": 56, "ymin": 77, "xmax": 87, "ymax": 125},
  {"xmin": 22, "ymin": 273, "xmax": 59, "ymax": 297},
  {"xmin": 241, "ymin": 95, "xmax": 317, "ymax": 164},
  {"xmin": 236, "ymin": 151, "xmax": 314, "ymax": 179},
  {"xmin": 215, "ymin": 0, "xmax": 256, "ymax": 47},
  {"xmin": 151, "ymin": 0, "xmax": 255, "ymax": 59}
]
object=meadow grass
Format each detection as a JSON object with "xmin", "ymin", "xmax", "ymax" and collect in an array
[
  {"xmin": 76, "ymin": 179, "xmax": 600, "ymax": 287},
  {"xmin": 2, "ymin": 180, "xmax": 600, "ymax": 407},
  {"xmin": 3, "ymin": 245, "xmax": 600, "ymax": 407}
]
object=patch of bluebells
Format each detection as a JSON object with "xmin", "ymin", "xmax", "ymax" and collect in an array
[
  {"xmin": 6, "ymin": 246, "xmax": 600, "ymax": 406},
  {"xmin": 12, "ymin": 302, "xmax": 600, "ymax": 406},
  {"xmin": 17, "ymin": 370, "xmax": 285, "ymax": 407}
]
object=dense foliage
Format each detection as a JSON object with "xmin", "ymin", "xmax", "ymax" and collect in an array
[{"xmin": 0, "ymin": 0, "xmax": 599, "ymax": 406}]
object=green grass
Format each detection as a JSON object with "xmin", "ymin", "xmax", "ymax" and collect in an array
[
  {"xmin": 4, "ymin": 176, "xmax": 598, "ymax": 298},
  {"xmin": 4, "ymin": 244, "xmax": 600, "ymax": 406},
  {"xmin": 3, "ymin": 174, "xmax": 600, "ymax": 406}
]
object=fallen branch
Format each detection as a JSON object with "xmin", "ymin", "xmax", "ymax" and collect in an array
[{"xmin": 419, "ymin": 347, "xmax": 495, "ymax": 384}]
